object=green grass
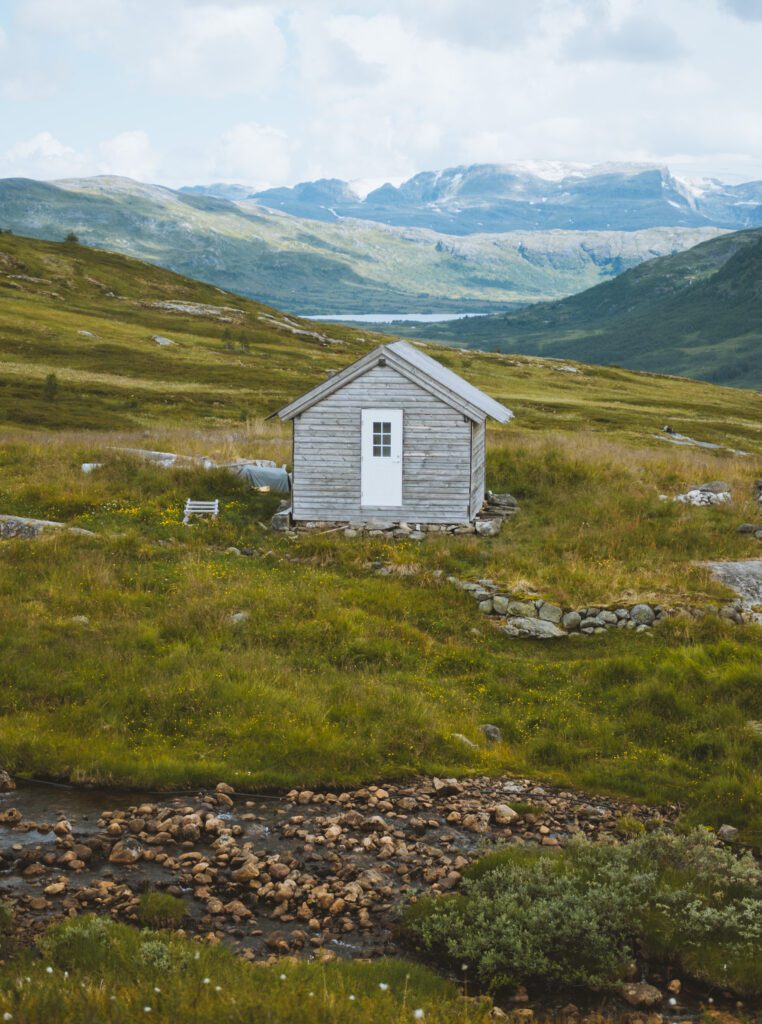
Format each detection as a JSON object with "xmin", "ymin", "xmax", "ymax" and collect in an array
[
  {"xmin": 0, "ymin": 438, "xmax": 760, "ymax": 841},
  {"xmin": 0, "ymin": 915, "xmax": 485, "ymax": 1023},
  {"xmin": 0, "ymin": 233, "xmax": 761, "ymax": 845}
]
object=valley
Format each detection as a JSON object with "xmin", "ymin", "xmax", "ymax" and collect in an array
[
  {"xmin": 0, "ymin": 174, "xmax": 724, "ymax": 314},
  {"xmin": 404, "ymin": 227, "xmax": 762, "ymax": 389}
]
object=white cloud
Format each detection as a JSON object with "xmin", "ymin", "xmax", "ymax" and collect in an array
[
  {"xmin": 98, "ymin": 131, "xmax": 159, "ymax": 181},
  {"xmin": 3, "ymin": 0, "xmax": 762, "ymax": 186},
  {"xmin": 212, "ymin": 122, "xmax": 292, "ymax": 184},
  {"xmin": 146, "ymin": 4, "xmax": 286, "ymax": 96},
  {"xmin": 2, "ymin": 132, "xmax": 89, "ymax": 179}
]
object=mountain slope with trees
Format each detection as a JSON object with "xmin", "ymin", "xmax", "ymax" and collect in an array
[{"xmin": 410, "ymin": 228, "xmax": 762, "ymax": 388}]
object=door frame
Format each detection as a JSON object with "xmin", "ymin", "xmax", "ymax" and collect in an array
[{"xmin": 360, "ymin": 408, "xmax": 403, "ymax": 507}]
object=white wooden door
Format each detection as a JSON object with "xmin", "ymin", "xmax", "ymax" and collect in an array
[{"xmin": 361, "ymin": 408, "xmax": 403, "ymax": 507}]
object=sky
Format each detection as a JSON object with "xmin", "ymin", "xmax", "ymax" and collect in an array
[{"xmin": 1, "ymin": 0, "xmax": 762, "ymax": 190}]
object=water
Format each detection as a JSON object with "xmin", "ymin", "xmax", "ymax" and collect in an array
[{"xmin": 307, "ymin": 313, "xmax": 487, "ymax": 324}]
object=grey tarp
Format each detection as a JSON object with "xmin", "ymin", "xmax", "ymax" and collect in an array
[{"xmin": 229, "ymin": 462, "xmax": 292, "ymax": 495}]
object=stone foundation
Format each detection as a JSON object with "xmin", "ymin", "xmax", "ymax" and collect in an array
[{"xmin": 272, "ymin": 491, "xmax": 518, "ymax": 539}]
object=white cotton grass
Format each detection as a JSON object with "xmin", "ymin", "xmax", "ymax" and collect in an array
[
  {"xmin": 414, "ymin": 1011, "xmax": 425, "ymax": 1020},
  {"xmin": 379, "ymin": 982, "xmax": 389, "ymax": 991},
  {"xmin": 280, "ymin": 973, "xmax": 287, "ymax": 981},
  {"xmin": 3, "ymin": 1012, "xmax": 13, "ymax": 1021}
]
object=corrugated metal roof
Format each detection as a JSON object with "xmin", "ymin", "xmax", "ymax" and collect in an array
[
  {"xmin": 387, "ymin": 341, "xmax": 513, "ymax": 423},
  {"xmin": 275, "ymin": 341, "xmax": 514, "ymax": 423}
]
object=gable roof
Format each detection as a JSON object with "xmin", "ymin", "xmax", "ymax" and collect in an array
[{"xmin": 275, "ymin": 341, "xmax": 514, "ymax": 424}]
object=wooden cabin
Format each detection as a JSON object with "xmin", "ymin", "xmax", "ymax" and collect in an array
[{"xmin": 276, "ymin": 341, "xmax": 513, "ymax": 526}]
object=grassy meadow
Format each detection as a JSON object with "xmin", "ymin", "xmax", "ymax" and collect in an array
[
  {"xmin": 0, "ymin": 914, "xmax": 485, "ymax": 1024},
  {"xmin": 0, "ymin": 234, "xmax": 761, "ymax": 844}
]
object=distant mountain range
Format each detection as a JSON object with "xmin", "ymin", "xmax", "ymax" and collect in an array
[
  {"xmin": 0, "ymin": 174, "xmax": 722, "ymax": 314},
  {"xmin": 184, "ymin": 163, "xmax": 762, "ymax": 235},
  {"xmin": 406, "ymin": 227, "xmax": 762, "ymax": 389}
]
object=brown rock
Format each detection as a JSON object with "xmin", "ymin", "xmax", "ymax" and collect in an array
[
  {"xmin": 108, "ymin": 838, "xmax": 143, "ymax": 865},
  {"xmin": 493, "ymin": 804, "xmax": 519, "ymax": 825},
  {"xmin": 621, "ymin": 983, "xmax": 663, "ymax": 1008},
  {"xmin": 224, "ymin": 899, "xmax": 251, "ymax": 918}
]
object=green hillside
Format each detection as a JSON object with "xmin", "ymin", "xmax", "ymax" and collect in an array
[
  {"xmin": 0, "ymin": 175, "xmax": 722, "ymax": 314},
  {"xmin": 409, "ymin": 228, "xmax": 762, "ymax": 388},
  {"xmin": 0, "ymin": 232, "xmax": 761, "ymax": 845}
]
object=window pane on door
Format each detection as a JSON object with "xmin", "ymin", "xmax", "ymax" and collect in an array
[{"xmin": 373, "ymin": 420, "xmax": 392, "ymax": 457}]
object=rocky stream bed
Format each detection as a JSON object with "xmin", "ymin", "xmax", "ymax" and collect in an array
[{"xmin": 3, "ymin": 775, "xmax": 754, "ymax": 1020}]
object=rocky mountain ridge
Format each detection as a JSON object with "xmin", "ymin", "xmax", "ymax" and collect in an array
[{"xmin": 188, "ymin": 162, "xmax": 762, "ymax": 235}]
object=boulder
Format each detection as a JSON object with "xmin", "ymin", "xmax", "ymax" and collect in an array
[
  {"xmin": 0, "ymin": 770, "xmax": 15, "ymax": 792},
  {"xmin": 537, "ymin": 603, "xmax": 563, "ymax": 623},
  {"xmin": 621, "ymin": 983, "xmax": 663, "ymax": 1008},
  {"xmin": 505, "ymin": 600, "xmax": 537, "ymax": 618},
  {"xmin": 630, "ymin": 604, "xmax": 656, "ymax": 625},
  {"xmin": 492, "ymin": 595, "xmax": 511, "ymax": 614},
  {"xmin": 503, "ymin": 617, "xmax": 565, "ymax": 639},
  {"xmin": 479, "ymin": 723, "xmax": 503, "ymax": 744},
  {"xmin": 108, "ymin": 838, "xmax": 143, "ymax": 865},
  {"xmin": 271, "ymin": 507, "xmax": 292, "ymax": 532},
  {"xmin": 493, "ymin": 804, "xmax": 519, "ymax": 825},
  {"xmin": 475, "ymin": 519, "xmax": 501, "ymax": 537},
  {"xmin": 561, "ymin": 611, "xmax": 582, "ymax": 631},
  {"xmin": 717, "ymin": 823, "xmax": 738, "ymax": 843}
]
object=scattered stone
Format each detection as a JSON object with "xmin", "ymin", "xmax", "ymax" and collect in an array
[
  {"xmin": 621, "ymin": 983, "xmax": 663, "ymax": 1008},
  {"xmin": 108, "ymin": 838, "xmax": 143, "ymax": 865},
  {"xmin": 479, "ymin": 724, "xmax": 502, "ymax": 744},
  {"xmin": 0, "ymin": 770, "xmax": 15, "ymax": 791},
  {"xmin": 475, "ymin": 519, "xmax": 501, "ymax": 537},
  {"xmin": 152, "ymin": 335, "xmax": 176, "ymax": 346},
  {"xmin": 717, "ymin": 824, "xmax": 738, "ymax": 843},
  {"xmin": 229, "ymin": 611, "xmax": 250, "ymax": 625},
  {"xmin": 492, "ymin": 804, "xmax": 519, "ymax": 825}
]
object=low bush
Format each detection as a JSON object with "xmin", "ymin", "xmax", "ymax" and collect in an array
[
  {"xmin": 0, "ymin": 916, "xmax": 487, "ymax": 1024},
  {"xmin": 137, "ymin": 891, "xmax": 187, "ymax": 930},
  {"xmin": 406, "ymin": 830, "xmax": 762, "ymax": 996}
]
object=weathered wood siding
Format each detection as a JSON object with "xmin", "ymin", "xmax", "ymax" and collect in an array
[
  {"xmin": 292, "ymin": 364, "xmax": 473, "ymax": 523},
  {"xmin": 469, "ymin": 420, "xmax": 486, "ymax": 520}
]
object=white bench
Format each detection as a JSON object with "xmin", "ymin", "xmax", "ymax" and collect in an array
[{"xmin": 183, "ymin": 498, "xmax": 219, "ymax": 525}]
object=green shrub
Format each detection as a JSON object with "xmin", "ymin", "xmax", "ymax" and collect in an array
[
  {"xmin": 0, "ymin": 901, "xmax": 11, "ymax": 932},
  {"xmin": 137, "ymin": 891, "xmax": 187, "ymax": 929},
  {"xmin": 407, "ymin": 830, "xmax": 762, "ymax": 996},
  {"xmin": 615, "ymin": 814, "xmax": 645, "ymax": 838}
]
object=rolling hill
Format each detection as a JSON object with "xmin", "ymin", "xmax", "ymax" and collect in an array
[
  {"xmin": 2, "ymin": 230, "xmax": 761, "ymax": 441},
  {"xmin": 407, "ymin": 227, "xmax": 762, "ymax": 389},
  {"xmin": 0, "ymin": 175, "xmax": 722, "ymax": 315}
]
